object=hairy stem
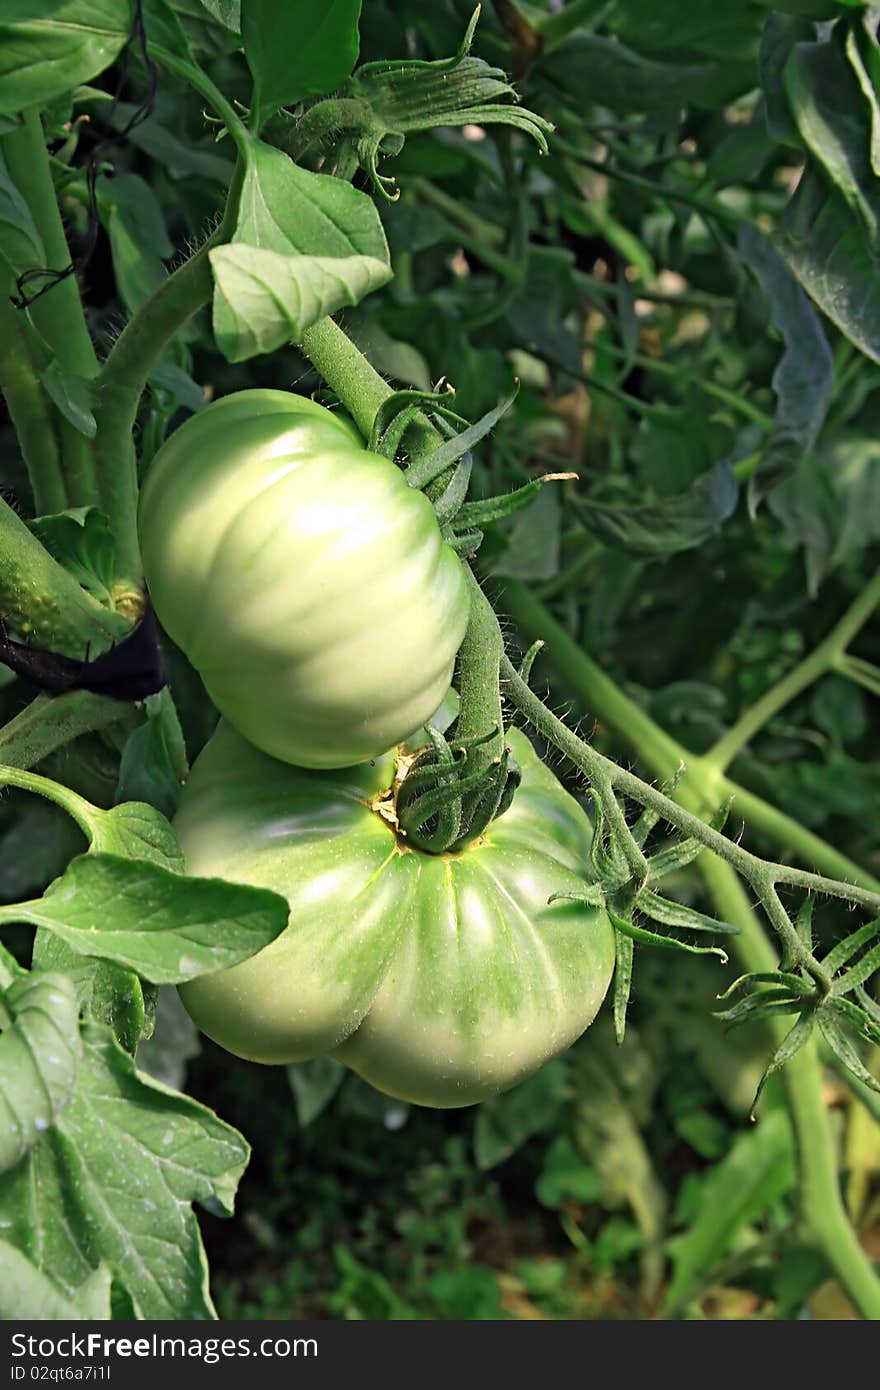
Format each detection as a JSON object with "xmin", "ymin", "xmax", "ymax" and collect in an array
[
  {"xmin": 706, "ymin": 569, "xmax": 880, "ymax": 772},
  {"xmin": 0, "ymin": 691, "xmax": 130, "ymax": 770},
  {"xmin": 298, "ymin": 317, "xmax": 393, "ymax": 438}
]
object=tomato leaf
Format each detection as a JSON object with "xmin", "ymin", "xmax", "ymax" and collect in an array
[
  {"xmin": 0, "ymin": 1245, "xmax": 111, "ymax": 1320},
  {"xmin": 0, "ymin": 852, "xmax": 289, "ymax": 984},
  {"xmin": 210, "ymin": 140, "xmax": 391, "ymax": 361},
  {"xmin": 242, "ymin": 0, "xmax": 362, "ymax": 130},
  {"xmin": 0, "ymin": 971, "xmax": 81, "ymax": 1174},
  {"xmin": 0, "ymin": 1021, "xmax": 248, "ymax": 1319},
  {"xmin": 37, "ymin": 363, "xmax": 97, "ymax": 439},
  {"xmin": 0, "ymin": 1, "xmax": 134, "ymax": 117},
  {"xmin": 29, "ymin": 507, "xmax": 115, "ymax": 603},
  {"xmin": 32, "ymin": 930, "xmax": 147, "ymax": 1053}
]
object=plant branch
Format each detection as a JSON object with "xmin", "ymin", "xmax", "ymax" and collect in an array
[
  {"xmin": 706, "ymin": 570, "xmax": 880, "ymax": 773},
  {"xmin": 93, "ymin": 161, "xmax": 244, "ymax": 588},
  {"xmin": 0, "ymin": 281, "xmax": 67, "ymax": 515}
]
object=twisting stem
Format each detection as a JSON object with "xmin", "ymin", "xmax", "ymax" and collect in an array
[{"xmin": 706, "ymin": 569, "xmax": 880, "ymax": 772}]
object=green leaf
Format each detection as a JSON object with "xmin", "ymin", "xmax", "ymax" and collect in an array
[
  {"xmin": 818, "ymin": 1009, "xmax": 880, "ymax": 1093},
  {"xmin": 137, "ymin": 987, "xmax": 200, "ymax": 1090},
  {"xmin": 575, "ymin": 460, "xmax": 738, "ymax": 557},
  {"xmin": 824, "ymin": 919, "xmax": 879, "ymax": 978},
  {"xmin": 0, "ymin": 971, "xmax": 81, "ymax": 1174},
  {"xmin": 612, "ymin": 925, "xmax": 634, "ymax": 1045},
  {"xmin": 0, "ymin": 1, "xmax": 135, "ymax": 117},
  {"xmin": 38, "ymin": 362, "xmax": 97, "ymax": 439},
  {"xmin": 33, "ymin": 931, "xmax": 147, "ymax": 1052},
  {"xmin": 637, "ymin": 890, "xmax": 738, "ymax": 936},
  {"xmin": 211, "ymin": 244, "xmax": 391, "ymax": 362},
  {"xmin": 0, "ymin": 1022, "xmax": 248, "ymax": 1319},
  {"xmin": 286, "ymin": 1055, "xmax": 346, "ymax": 1127},
  {"xmin": 0, "ymin": 852, "xmax": 289, "ymax": 984},
  {"xmin": 242, "ymin": 0, "xmax": 361, "ymax": 129},
  {"xmin": 97, "ymin": 171, "xmax": 171, "ymax": 313},
  {"xmin": 0, "ymin": 1245, "xmax": 111, "ymax": 1319},
  {"xmin": 210, "ymin": 139, "xmax": 391, "ymax": 361},
  {"xmin": 535, "ymin": 1135, "xmax": 603, "ymax": 1207},
  {"xmin": 473, "ymin": 1060, "xmax": 568, "ymax": 1170},
  {"xmin": 30, "ymin": 506, "xmax": 114, "ymax": 602},
  {"xmin": 776, "ymin": 164, "xmax": 880, "ymax": 364},
  {"xmin": 750, "ymin": 1011, "xmax": 816, "ymax": 1116},
  {"xmin": 0, "ymin": 146, "xmax": 44, "ymax": 272},
  {"xmin": 738, "ymin": 223, "xmax": 833, "ymax": 510},
  {"xmin": 663, "ymin": 1109, "xmax": 795, "ymax": 1311},
  {"xmin": 198, "ymin": 0, "xmax": 239, "ymax": 30},
  {"xmin": 116, "ymin": 690, "xmax": 188, "ymax": 820}
]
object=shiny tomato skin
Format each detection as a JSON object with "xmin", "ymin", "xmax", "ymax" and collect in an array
[{"xmin": 138, "ymin": 389, "xmax": 469, "ymax": 769}]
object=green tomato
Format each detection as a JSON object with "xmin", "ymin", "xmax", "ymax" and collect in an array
[
  {"xmin": 176, "ymin": 725, "xmax": 615, "ymax": 1108},
  {"xmin": 138, "ymin": 390, "xmax": 469, "ymax": 769}
]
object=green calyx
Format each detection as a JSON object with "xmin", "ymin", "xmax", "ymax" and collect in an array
[{"xmin": 394, "ymin": 724, "xmax": 521, "ymax": 855}]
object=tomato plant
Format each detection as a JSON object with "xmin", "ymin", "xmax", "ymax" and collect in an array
[
  {"xmin": 177, "ymin": 725, "xmax": 615, "ymax": 1106},
  {"xmin": 139, "ymin": 389, "xmax": 470, "ymax": 768},
  {"xmin": 0, "ymin": 0, "xmax": 879, "ymax": 1328}
]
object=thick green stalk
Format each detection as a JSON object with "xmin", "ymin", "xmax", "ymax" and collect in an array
[
  {"xmin": 0, "ymin": 111, "xmax": 99, "ymax": 380},
  {"xmin": 499, "ymin": 576, "xmax": 879, "ymax": 891},
  {"xmin": 0, "ymin": 495, "xmax": 130, "ymax": 657},
  {"xmin": 706, "ymin": 569, "xmax": 880, "ymax": 773},
  {"xmin": 0, "ymin": 692, "xmax": 129, "ymax": 770},
  {"xmin": 298, "ymin": 317, "xmax": 393, "ymax": 438},
  {"xmin": 0, "ymin": 286, "xmax": 66, "ymax": 515},
  {"xmin": 94, "ymin": 162, "xmax": 244, "ymax": 588}
]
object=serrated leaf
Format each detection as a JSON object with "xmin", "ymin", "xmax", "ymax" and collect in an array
[
  {"xmin": 38, "ymin": 362, "xmax": 97, "ymax": 439},
  {"xmin": 0, "ymin": 971, "xmax": 81, "ymax": 1174},
  {"xmin": 0, "ymin": 1022, "xmax": 248, "ymax": 1318},
  {"xmin": 0, "ymin": 1245, "xmax": 111, "ymax": 1320},
  {"xmin": 0, "ymin": 1, "xmax": 134, "ymax": 117},
  {"xmin": 242, "ymin": 0, "xmax": 361, "ymax": 129},
  {"xmin": 0, "ymin": 852, "xmax": 289, "ymax": 984}
]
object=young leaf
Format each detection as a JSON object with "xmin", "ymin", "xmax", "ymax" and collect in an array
[
  {"xmin": 0, "ymin": 1022, "xmax": 249, "ymax": 1319},
  {"xmin": 0, "ymin": 1, "xmax": 134, "ymax": 116},
  {"xmin": 242, "ymin": 0, "xmax": 362, "ymax": 130},
  {"xmin": 0, "ymin": 1245, "xmax": 111, "ymax": 1320},
  {"xmin": 0, "ymin": 971, "xmax": 81, "ymax": 1174},
  {"xmin": 0, "ymin": 852, "xmax": 289, "ymax": 984},
  {"xmin": 210, "ymin": 140, "xmax": 391, "ymax": 361},
  {"xmin": 115, "ymin": 689, "xmax": 187, "ymax": 821}
]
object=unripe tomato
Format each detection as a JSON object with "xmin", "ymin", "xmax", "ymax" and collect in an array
[
  {"xmin": 176, "ymin": 725, "xmax": 615, "ymax": 1108},
  {"xmin": 138, "ymin": 390, "xmax": 469, "ymax": 769}
]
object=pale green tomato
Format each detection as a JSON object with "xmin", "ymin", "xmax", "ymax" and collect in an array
[
  {"xmin": 138, "ymin": 389, "xmax": 469, "ymax": 769},
  {"xmin": 176, "ymin": 725, "xmax": 615, "ymax": 1108}
]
